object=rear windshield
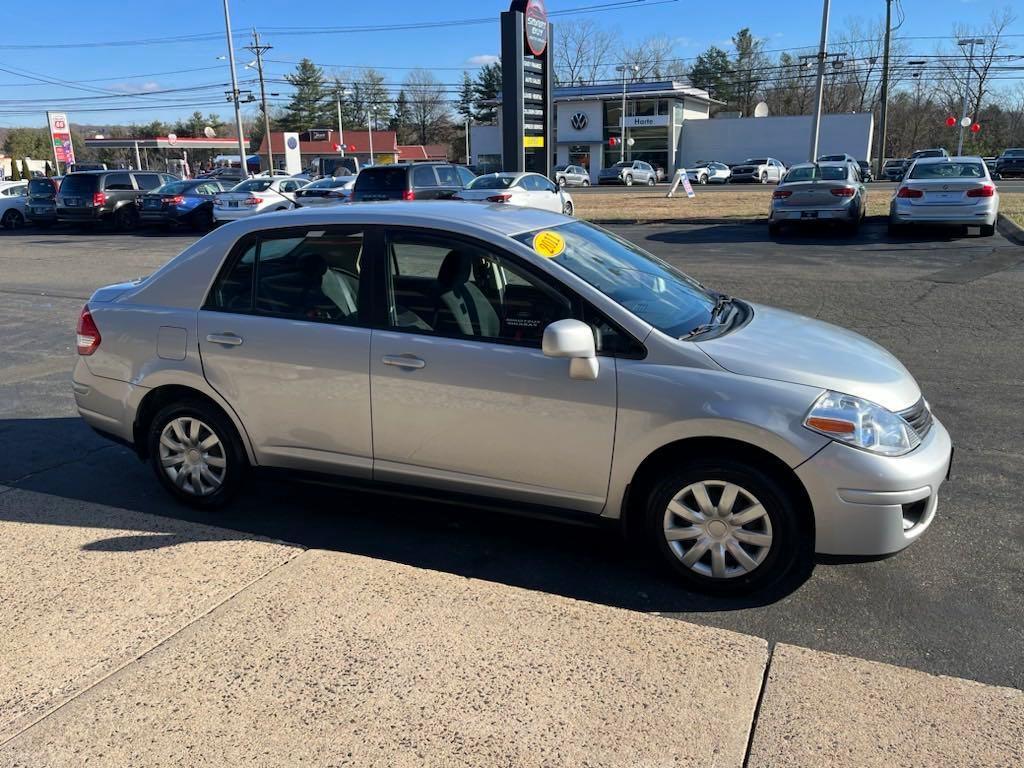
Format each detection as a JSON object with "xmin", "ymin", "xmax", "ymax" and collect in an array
[
  {"xmin": 913, "ymin": 150, "xmax": 944, "ymax": 158},
  {"xmin": 308, "ymin": 176, "xmax": 353, "ymax": 189},
  {"xmin": 909, "ymin": 162, "xmax": 985, "ymax": 179},
  {"xmin": 467, "ymin": 175, "xmax": 515, "ymax": 190},
  {"xmin": 1002, "ymin": 149, "xmax": 1024, "ymax": 158},
  {"xmin": 612, "ymin": 161, "xmax": 632, "ymax": 168},
  {"xmin": 232, "ymin": 179, "xmax": 272, "ymax": 192},
  {"xmin": 58, "ymin": 174, "xmax": 99, "ymax": 195},
  {"xmin": 784, "ymin": 166, "xmax": 846, "ymax": 182},
  {"xmin": 28, "ymin": 178, "xmax": 56, "ymax": 195},
  {"xmin": 155, "ymin": 181, "xmax": 191, "ymax": 195},
  {"xmin": 356, "ymin": 167, "xmax": 408, "ymax": 190}
]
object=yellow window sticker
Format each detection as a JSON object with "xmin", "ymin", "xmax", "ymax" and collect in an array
[{"xmin": 532, "ymin": 230, "xmax": 565, "ymax": 258}]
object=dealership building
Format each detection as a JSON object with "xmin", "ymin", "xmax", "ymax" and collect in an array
[{"xmin": 471, "ymin": 79, "xmax": 875, "ymax": 181}]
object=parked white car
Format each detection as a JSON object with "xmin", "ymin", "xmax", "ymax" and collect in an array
[
  {"xmin": 213, "ymin": 177, "xmax": 308, "ymax": 222},
  {"xmin": 686, "ymin": 161, "xmax": 731, "ymax": 185},
  {"xmin": 0, "ymin": 181, "xmax": 28, "ymax": 229},
  {"xmin": 889, "ymin": 156, "xmax": 998, "ymax": 237},
  {"xmin": 294, "ymin": 176, "xmax": 357, "ymax": 207},
  {"xmin": 729, "ymin": 158, "xmax": 786, "ymax": 184},
  {"xmin": 454, "ymin": 172, "xmax": 574, "ymax": 216}
]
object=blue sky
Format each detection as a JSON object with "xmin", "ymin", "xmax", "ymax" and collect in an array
[{"xmin": 0, "ymin": 0, "xmax": 1020, "ymax": 128}]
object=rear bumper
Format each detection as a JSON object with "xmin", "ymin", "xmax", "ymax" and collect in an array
[
  {"xmin": 139, "ymin": 208, "xmax": 191, "ymax": 223},
  {"xmin": 72, "ymin": 358, "xmax": 141, "ymax": 445},
  {"xmin": 797, "ymin": 417, "xmax": 952, "ymax": 556},
  {"xmin": 26, "ymin": 206, "xmax": 57, "ymax": 222},
  {"xmin": 214, "ymin": 206, "xmax": 263, "ymax": 221},
  {"xmin": 771, "ymin": 205, "xmax": 856, "ymax": 221},
  {"xmin": 890, "ymin": 204, "xmax": 997, "ymax": 226},
  {"xmin": 56, "ymin": 207, "xmax": 104, "ymax": 221}
]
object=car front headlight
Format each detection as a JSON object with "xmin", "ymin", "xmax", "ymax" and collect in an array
[{"xmin": 803, "ymin": 390, "xmax": 921, "ymax": 456}]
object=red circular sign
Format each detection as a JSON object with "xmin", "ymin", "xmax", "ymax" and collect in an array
[{"xmin": 525, "ymin": 0, "xmax": 548, "ymax": 57}]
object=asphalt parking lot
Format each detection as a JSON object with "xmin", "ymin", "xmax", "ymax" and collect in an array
[{"xmin": 1, "ymin": 217, "xmax": 1022, "ymax": 693}]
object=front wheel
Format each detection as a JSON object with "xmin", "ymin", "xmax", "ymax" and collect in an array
[
  {"xmin": 760, "ymin": 172, "xmax": 768, "ymax": 184},
  {"xmin": 699, "ymin": 174, "xmax": 708, "ymax": 185},
  {"xmin": 646, "ymin": 176, "xmax": 656, "ymax": 186},
  {"xmin": 643, "ymin": 459, "xmax": 807, "ymax": 595},
  {"xmin": 147, "ymin": 400, "xmax": 245, "ymax": 509},
  {"xmin": 561, "ymin": 200, "xmax": 574, "ymax": 216},
  {"xmin": 1, "ymin": 209, "xmax": 25, "ymax": 230},
  {"xmin": 624, "ymin": 175, "xmax": 634, "ymax": 187},
  {"xmin": 582, "ymin": 179, "xmax": 590, "ymax": 187}
]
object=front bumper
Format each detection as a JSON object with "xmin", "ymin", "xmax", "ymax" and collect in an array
[
  {"xmin": 730, "ymin": 173, "xmax": 758, "ymax": 182},
  {"xmin": 797, "ymin": 416, "xmax": 952, "ymax": 556},
  {"xmin": 597, "ymin": 176, "xmax": 625, "ymax": 185}
]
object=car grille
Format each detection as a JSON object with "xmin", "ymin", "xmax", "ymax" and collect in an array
[{"xmin": 899, "ymin": 397, "xmax": 933, "ymax": 439}]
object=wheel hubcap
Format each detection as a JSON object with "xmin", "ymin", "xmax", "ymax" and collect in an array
[
  {"xmin": 158, "ymin": 417, "xmax": 226, "ymax": 496},
  {"xmin": 663, "ymin": 480, "xmax": 773, "ymax": 579}
]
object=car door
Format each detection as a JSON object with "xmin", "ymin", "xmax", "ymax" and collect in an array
[
  {"xmin": 434, "ymin": 165, "xmax": 462, "ymax": 199},
  {"xmin": 369, "ymin": 227, "xmax": 618, "ymax": 512},
  {"xmin": 197, "ymin": 224, "xmax": 375, "ymax": 476},
  {"xmin": 411, "ymin": 165, "xmax": 441, "ymax": 199}
]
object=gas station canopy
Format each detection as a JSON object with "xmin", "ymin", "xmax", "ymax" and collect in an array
[{"xmin": 83, "ymin": 136, "xmax": 247, "ymax": 150}]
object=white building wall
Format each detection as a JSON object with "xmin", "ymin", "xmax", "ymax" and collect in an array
[{"xmin": 679, "ymin": 113, "xmax": 874, "ymax": 168}]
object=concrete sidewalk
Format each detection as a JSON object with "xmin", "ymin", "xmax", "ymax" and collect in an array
[{"xmin": 0, "ymin": 494, "xmax": 1020, "ymax": 767}]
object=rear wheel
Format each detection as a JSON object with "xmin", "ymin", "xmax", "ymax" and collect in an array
[
  {"xmin": 646, "ymin": 176, "xmax": 656, "ymax": 186},
  {"xmin": 562, "ymin": 200, "xmax": 574, "ymax": 216},
  {"xmin": 192, "ymin": 206, "xmax": 215, "ymax": 231},
  {"xmin": 1, "ymin": 209, "xmax": 25, "ymax": 230},
  {"xmin": 582, "ymin": 179, "xmax": 590, "ymax": 187},
  {"xmin": 624, "ymin": 174, "xmax": 634, "ymax": 187},
  {"xmin": 147, "ymin": 399, "xmax": 245, "ymax": 509},
  {"xmin": 979, "ymin": 223, "xmax": 995, "ymax": 237},
  {"xmin": 642, "ymin": 459, "xmax": 806, "ymax": 595},
  {"xmin": 113, "ymin": 205, "xmax": 138, "ymax": 232}
]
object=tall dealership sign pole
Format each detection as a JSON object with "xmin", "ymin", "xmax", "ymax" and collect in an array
[{"xmin": 501, "ymin": 0, "xmax": 553, "ymax": 176}]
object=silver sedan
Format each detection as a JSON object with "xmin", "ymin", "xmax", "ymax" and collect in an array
[
  {"xmin": 889, "ymin": 156, "xmax": 999, "ymax": 237},
  {"xmin": 768, "ymin": 162, "xmax": 866, "ymax": 235},
  {"xmin": 72, "ymin": 202, "xmax": 950, "ymax": 595}
]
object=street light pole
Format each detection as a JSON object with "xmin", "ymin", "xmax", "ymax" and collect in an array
[
  {"xmin": 956, "ymin": 37, "xmax": 984, "ymax": 156},
  {"xmin": 246, "ymin": 30, "xmax": 273, "ymax": 173},
  {"xmin": 368, "ymin": 105, "xmax": 375, "ymax": 165},
  {"xmin": 875, "ymin": 0, "xmax": 893, "ymax": 178},
  {"xmin": 615, "ymin": 64, "xmax": 637, "ymax": 163},
  {"xmin": 807, "ymin": 0, "xmax": 831, "ymax": 162},
  {"xmin": 221, "ymin": 0, "xmax": 249, "ymax": 178},
  {"xmin": 336, "ymin": 88, "xmax": 347, "ymax": 157}
]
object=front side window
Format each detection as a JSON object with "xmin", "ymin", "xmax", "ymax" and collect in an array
[
  {"xmin": 456, "ymin": 166, "xmax": 476, "ymax": 186},
  {"xmin": 104, "ymin": 173, "xmax": 133, "ymax": 191},
  {"xmin": 412, "ymin": 165, "xmax": 437, "ymax": 188},
  {"xmin": 435, "ymin": 166, "xmax": 458, "ymax": 186},
  {"xmin": 206, "ymin": 227, "xmax": 365, "ymax": 323},
  {"xmin": 512, "ymin": 221, "xmax": 715, "ymax": 339},
  {"xmin": 385, "ymin": 231, "xmax": 573, "ymax": 346}
]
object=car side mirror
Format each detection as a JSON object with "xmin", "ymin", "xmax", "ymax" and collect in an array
[{"xmin": 543, "ymin": 319, "xmax": 599, "ymax": 380}]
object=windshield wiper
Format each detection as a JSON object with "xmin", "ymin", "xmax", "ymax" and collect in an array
[{"xmin": 680, "ymin": 294, "xmax": 734, "ymax": 340}]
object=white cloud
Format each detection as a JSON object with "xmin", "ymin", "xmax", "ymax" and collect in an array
[
  {"xmin": 466, "ymin": 54, "xmax": 500, "ymax": 66},
  {"xmin": 109, "ymin": 81, "xmax": 161, "ymax": 94}
]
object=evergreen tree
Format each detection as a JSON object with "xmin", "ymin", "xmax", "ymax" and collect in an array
[
  {"xmin": 278, "ymin": 58, "xmax": 328, "ymax": 131},
  {"xmin": 457, "ymin": 71, "xmax": 475, "ymax": 124},
  {"xmin": 10, "ymin": 159, "xmax": 21, "ymax": 181},
  {"xmin": 689, "ymin": 47, "xmax": 733, "ymax": 104},
  {"xmin": 472, "ymin": 62, "xmax": 502, "ymax": 124},
  {"xmin": 22, "ymin": 159, "xmax": 31, "ymax": 179},
  {"xmin": 389, "ymin": 90, "xmax": 414, "ymax": 145}
]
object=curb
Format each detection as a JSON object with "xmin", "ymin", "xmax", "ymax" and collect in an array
[{"xmin": 997, "ymin": 213, "xmax": 1024, "ymax": 246}]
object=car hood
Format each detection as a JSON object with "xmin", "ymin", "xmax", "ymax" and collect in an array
[{"xmin": 696, "ymin": 303, "xmax": 921, "ymax": 412}]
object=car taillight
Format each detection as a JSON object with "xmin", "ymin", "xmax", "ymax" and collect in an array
[
  {"xmin": 92, "ymin": 191, "xmax": 106, "ymax": 206},
  {"xmin": 486, "ymin": 194, "xmax": 512, "ymax": 203},
  {"xmin": 167, "ymin": 195, "xmax": 185, "ymax": 205},
  {"xmin": 830, "ymin": 187, "xmax": 856, "ymax": 197},
  {"xmin": 76, "ymin": 305, "xmax": 101, "ymax": 356},
  {"xmin": 244, "ymin": 197, "xmax": 262, "ymax": 206},
  {"xmin": 402, "ymin": 190, "xmax": 416, "ymax": 201},
  {"xmin": 897, "ymin": 187, "xmax": 923, "ymax": 198},
  {"xmin": 772, "ymin": 190, "xmax": 792, "ymax": 199},
  {"xmin": 966, "ymin": 184, "xmax": 995, "ymax": 198}
]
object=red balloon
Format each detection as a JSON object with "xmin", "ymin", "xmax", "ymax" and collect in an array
[
  {"xmin": 945, "ymin": 116, "xmax": 956, "ymax": 127},
  {"xmin": 608, "ymin": 137, "xmax": 618, "ymax": 147},
  {"xmin": 970, "ymin": 123, "xmax": 981, "ymax": 133},
  {"xmin": 349, "ymin": 144, "xmax": 356, "ymax": 151}
]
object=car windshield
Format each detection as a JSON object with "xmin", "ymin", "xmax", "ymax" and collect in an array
[
  {"xmin": 818, "ymin": 155, "xmax": 845, "ymax": 161},
  {"xmin": 154, "ymin": 181, "xmax": 191, "ymax": 195},
  {"xmin": 913, "ymin": 150, "xmax": 943, "ymax": 158},
  {"xmin": 909, "ymin": 162, "xmax": 985, "ymax": 179},
  {"xmin": 513, "ymin": 221, "xmax": 715, "ymax": 338},
  {"xmin": 1003, "ymin": 149, "xmax": 1024, "ymax": 157},
  {"xmin": 554, "ymin": 165, "xmax": 568, "ymax": 171},
  {"xmin": 884, "ymin": 160, "xmax": 904, "ymax": 168},
  {"xmin": 309, "ymin": 177, "xmax": 352, "ymax": 189},
  {"xmin": 232, "ymin": 179, "xmax": 272, "ymax": 192},
  {"xmin": 784, "ymin": 166, "xmax": 847, "ymax": 182},
  {"xmin": 612, "ymin": 162, "xmax": 632, "ymax": 168},
  {"xmin": 467, "ymin": 175, "xmax": 516, "ymax": 190},
  {"xmin": 744, "ymin": 159, "xmax": 767, "ymax": 164}
]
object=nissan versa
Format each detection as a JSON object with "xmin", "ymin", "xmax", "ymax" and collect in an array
[{"xmin": 72, "ymin": 202, "xmax": 952, "ymax": 594}]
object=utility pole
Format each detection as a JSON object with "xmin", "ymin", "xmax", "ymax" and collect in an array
[
  {"xmin": 368, "ymin": 104, "xmax": 375, "ymax": 165},
  {"xmin": 245, "ymin": 30, "xmax": 273, "ymax": 173},
  {"xmin": 465, "ymin": 118, "xmax": 470, "ymax": 164},
  {"xmin": 875, "ymin": 0, "xmax": 893, "ymax": 178},
  {"xmin": 221, "ymin": 0, "xmax": 249, "ymax": 178},
  {"xmin": 956, "ymin": 37, "xmax": 985, "ymax": 156},
  {"xmin": 807, "ymin": 0, "xmax": 832, "ymax": 162},
  {"xmin": 336, "ymin": 87, "xmax": 347, "ymax": 157}
]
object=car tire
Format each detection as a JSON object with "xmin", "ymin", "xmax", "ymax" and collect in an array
[
  {"xmin": 1, "ymin": 209, "xmax": 25, "ymax": 230},
  {"xmin": 760, "ymin": 172, "xmax": 768, "ymax": 184},
  {"xmin": 979, "ymin": 223, "xmax": 995, "ymax": 237},
  {"xmin": 642, "ymin": 458, "xmax": 807, "ymax": 595},
  {"xmin": 699, "ymin": 174, "xmax": 708, "ymax": 185},
  {"xmin": 558, "ymin": 176, "xmax": 566, "ymax": 187},
  {"xmin": 562, "ymin": 200, "xmax": 574, "ymax": 216},
  {"xmin": 582, "ymin": 179, "xmax": 590, "ymax": 187},
  {"xmin": 646, "ymin": 176, "xmax": 656, "ymax": 186},
  {"xmin": 624, "ymin": 175, "xmax": 633, "ymax": 187},
  {"xmin": 113, "ymin": 206, "xmax": 137, "ymax": 232},
  {"xmin": 147, "ymin": 399, "xmax": 245, "ymax": 510},
  {"xmin": 192, "ymin": 206, "xmax": 215, "ymax": 231}
]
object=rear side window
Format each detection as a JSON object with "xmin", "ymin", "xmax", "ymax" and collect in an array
[
  {"xmin": 104, "ymin": 173, "xmax": 133, "ymax": 191},
  {"xmin": 457, "ymin": 166, "xmax": 476, "ymax": 186},
  {"xmin": 435, "ymin": 166, "xmax": 457, "ymax": 186},
  {"xmin": 412, "ymin": 165, "xmax": 438, "ymax": 188},
  {"xmin": 356, "ymin": 167, "xmax": 409, "ymax": 191}
]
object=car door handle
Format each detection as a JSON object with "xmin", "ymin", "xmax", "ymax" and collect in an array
[
  {"xmin": 206, "ymin": 333, "xmax": 243, "ymax": 346},
  {"xmin": 381, "ymin": 354, "xmax": 425, "ymax": 370}
]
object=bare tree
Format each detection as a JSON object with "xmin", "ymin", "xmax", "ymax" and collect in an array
[
  {"xmin": 940, "ymin": 8, "xmax": 1017, "ymax": 126},
  {"xmin": 555, "ymin": 19, "xmax": 619, "ymax": 85},
  {"xmin": 618, "ymin": 36, "xmax": 685, "ymax": 81},
  {"xmin": 403, "ymin": 68, "xmax": 450, "ymax": 145}
]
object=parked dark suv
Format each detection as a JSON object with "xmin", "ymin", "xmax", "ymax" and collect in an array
[
  {"xmin": 57, "ymin": 170, "xmax": 176, "ymax": 230},
  {"xmin": 995, "ymin": 148, "xmax": 1024, "ymax": 179},
  {"xmin": 351, "ymin": 163, "xmax": 475, "ymax": 202},
  {"xmin": 26, "ymin": 177, "xmax": 61, "ymax": 226}
]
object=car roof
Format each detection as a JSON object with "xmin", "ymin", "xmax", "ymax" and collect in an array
[
  {"xmin": 786, "ymin": 161, "xmax": 848, "ymax": 170},
  {"xmin": 912, "ymin": 155, "xmax": 984, "ymax": 164}
]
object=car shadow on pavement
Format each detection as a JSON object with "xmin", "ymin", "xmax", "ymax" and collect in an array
[{"xmin": 1, "ymin": 417, "xmax": 812, "ymax": 613}]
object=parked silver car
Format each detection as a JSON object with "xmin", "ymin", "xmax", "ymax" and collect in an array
[
  {"xmin": 73, "ymin": 203, "xmax": 951, "ymax": 595},
  {"xmin": 769, "ymin": 162, "xmax": 866, "ymax": 235},
  {"xmin": 729, "ymin": 158, "xmax": 786, "ymax": 184},
  {"xmin": 686, "ymin": 161, "xmax": 731, "ymax": 185},
  {"xmin": 598, "ymin": 160, "xmax": 657, "ymax": 186},
  {"xmin": 889, "ymin": 156, "xmax": 998, "ymax": 237},
  {"xmin": 553, "ymin": 164, "xmax": 591, "ymax": 188}
]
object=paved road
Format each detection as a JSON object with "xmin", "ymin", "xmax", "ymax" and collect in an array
[
  {"xmin": 573, "ymin": 178, "xmax": 1024, "ymax": 194},
  {"xmin": 1, "ymin": 219, "xmax": 1022, "ymax": 689}
]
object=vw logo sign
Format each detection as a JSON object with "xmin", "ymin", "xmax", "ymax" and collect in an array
[
  {"xmin": 286, "ymin": 136, "xmax": 299, "ymax": 150},
  {"xmin": 570, "ymin": 112, "xmax": 588, "ymax": 131}
]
